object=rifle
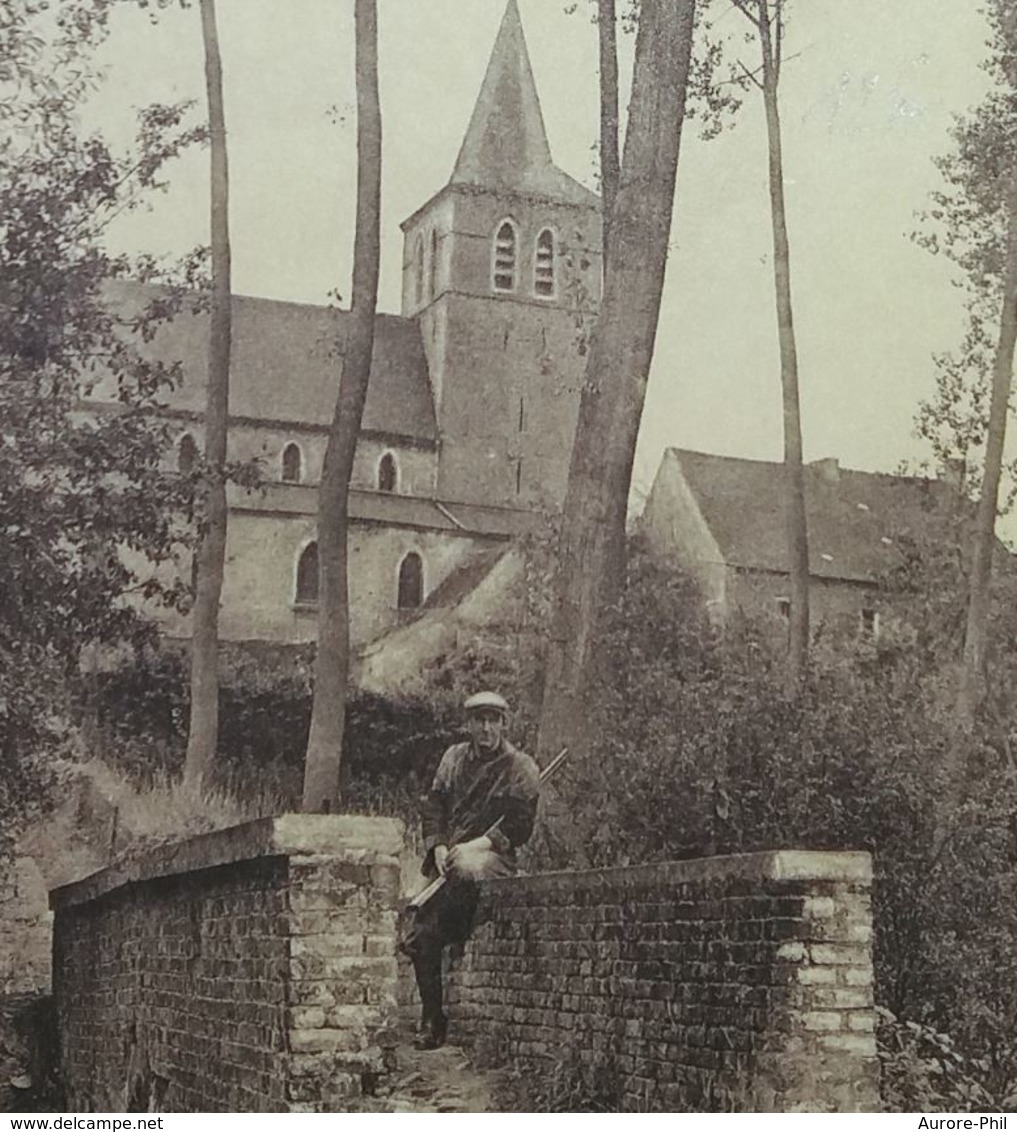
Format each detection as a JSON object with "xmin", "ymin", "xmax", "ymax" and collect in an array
[{"xmin": 407, "ymin": 745, "xmax": 569, "ymax": 910}]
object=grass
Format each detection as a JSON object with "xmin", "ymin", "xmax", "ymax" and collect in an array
[{"xmin": 18, "ymin": 756, "xmax": 265, "ymax": 883}]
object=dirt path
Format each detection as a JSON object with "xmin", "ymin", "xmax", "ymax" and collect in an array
[{"xmin": 365, "ymin": 1040, "xmax": 505, "ymax": 1113}]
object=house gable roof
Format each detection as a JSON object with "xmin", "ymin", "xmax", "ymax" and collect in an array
[{"xmin": 667, "ymin": 448, "xmax": 963, "ymax": 584}]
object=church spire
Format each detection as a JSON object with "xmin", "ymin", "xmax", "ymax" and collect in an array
[{"xmin": 451, "ymin": 0, "xmax": 559, "ymax": 196}]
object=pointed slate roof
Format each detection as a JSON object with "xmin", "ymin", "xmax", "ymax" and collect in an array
[
  {"xmin": 450, "ymin": 0, "xmax": 598, "ymax": 209},
  {"xmin": 102, "ymin": 281, "xmax": 437, "ymax": 443}
]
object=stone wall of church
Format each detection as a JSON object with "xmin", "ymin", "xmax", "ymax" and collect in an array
[
  {"xmin": 213, "ymin": 513, "xmax": 501, "ymax": 645},
  {"xmin": 351, "ymin": 437, "xmax": 437, "ymax": 498},
  {"xmin": 428, "ymin": 293, "xmax": 585, "ymax": 511},
  {"xmin": 415, "ymin": 190, "xmax": 602, "ymax": 512},
  {"xmin": 169, "ymin": 422, "xmax": 437, "ymax": 497}
]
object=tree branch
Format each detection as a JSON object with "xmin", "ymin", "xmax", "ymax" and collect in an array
[
  {"xmin": 730, "ymin": 0, "xmax": 761, "ymax": 30},
  {"xmin": 737, "ymin": 59, "xmax": 764, "ymax": 90}
]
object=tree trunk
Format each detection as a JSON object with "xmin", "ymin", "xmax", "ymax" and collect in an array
[
  {"xmin": 184, "ymin": 0, "xmax": 231, "ymax": 789},
  {"xmin": 302, "ymin": 0, "xmax": 382, "ymax": 812},
  {"xmin": 598, "ymin": 0, "xmax": 620, "ymax": 263},
  {"xmin": 758, "ymin": 0, "xmax": 810, "ymax": 690},
  {"xmin": 537, "ymin": 0, "xmax": 697, "ymax": 759},
  {"xmin": 956, "ymin": 184, "xmax": 1017, "ymax": 724}
]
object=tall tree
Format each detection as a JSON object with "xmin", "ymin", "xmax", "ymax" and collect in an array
[
  {"xmin": 184, "ymin": 0, "xmax": 233, "ymax": 788},
  {"xmin": 958, "ymin": 189, "xmax": 1017, "ymax": 720},
  {"xmin": 598, "ymin": 0, "xmax": 621, "ymax": 263},
  {"xmin": 538, "ymin": 0, "xmax": 697, "ymax": 760},
  {"xmin": 0, "ymin": 0, "xmax": 204, "ymax": 840},
  {"xmin": 733, "ymin": 0, "xmax": 809, "ymax": 688},
  {"xmin": 917, "ymin": 0, "xmax": 1017, "ymax": 725},
  {"xmin": 302, "ymin": 0, "xmax": 382, "ymax": 812}
]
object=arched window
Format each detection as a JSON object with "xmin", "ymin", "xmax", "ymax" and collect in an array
[
  {"xmin": 281, "ymin": 442, "xmax": 302, "ymax": 483},
  {"xmin": 413, "ymin": 233, "xmax": 425, "ymax": 307},
  {"xmin": 378, "ymin": 452, "xmax": 398, "ymax": 493},
  {"xmin": 295, "ymin": 542, "xmax": 319, "ymax": 605},
  {"xmin": 397, "ymin": 552, "xmax": 423, "ymax": 610},
  {"xmin": 177, "ymin": 433, "xmax": 198, "ymax": 474},
  {"xmin": 492, "ymin": 220, "xmax": 517, "ymax": 292},
  {"xmin": 534, "ymin": 228, "xmax": 555, "ymax": 297},
  {"xmin": 428, "ymin": 228, "xmax": 439, "ymax": 301}
]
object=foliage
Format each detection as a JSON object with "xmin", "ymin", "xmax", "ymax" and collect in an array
[
  {"xmin": 912, "ymin": 0, "xmax": 1017, "ymax": 509},
  {"xmin": 470, "ymin": 539, "xmax": 1017, "ymax": 1109},
  {"xmin": 566, "ymin": 0, "xmax": 748, "ymax": 143},
  {"xmin": 877, "ymin": 1008, "xmax": 1017, "ymax": 1112},
  {"xmin": 0, "ymin": 0, "xmax": 208, "ymax": 848},
  {"xmin": 494, "ymin": 1053, "xmax": 636, "ymax": 1113},
  {"xmin": 89, "ymin": 643, "xmax": 466, "ymax": 826}
]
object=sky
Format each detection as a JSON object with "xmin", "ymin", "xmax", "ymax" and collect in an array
[{"xmin": 89, "ymin": 0, "xmax": 993, "ymax": 501}]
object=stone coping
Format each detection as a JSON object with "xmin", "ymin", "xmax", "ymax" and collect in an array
[
  {"xmin": 483, "ymin": 849, "xmax": 871, "ymax": 898},
  {"xmin": 49, "ymin": 813, "xmax": 404, "ymax": 912}
]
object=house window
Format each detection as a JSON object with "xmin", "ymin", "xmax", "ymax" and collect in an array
[
  {"xmin": 414, "ymin": 233, "xmax": 425, "ymax": 307},
  {"xmin": 378, "ymin": 452, "xmax": 398, "ymax": 493},
  {"xmin": 429, "ymin": 228, "xmax": 439, "ymax": 301},
  {"xmin": 295, "ymin": 542, "xmax": 319, "ymax": 606},
  {"xmin": 534, "ymin": 228, "xmax": 555, "ymax": 297},
  {"xmin": 776, "ymin": 597, "xmax": 791, "ymax": 619},
  {"xmin": 397, "ymin": 551, "xmax": 424, "ymax": 610},
  {"xmin": 860, "ymin": 608, "xmax": 880, "ymax": 639},
  {"xmin": 177, "ymin": 433, "xmax": 198, "ymax": 474},
  {"xmin": 492, "ymin": 220, "xmax": 517, "ymax": 292},
  {"xmin": 281, "ymin": 442, "xmax": 302, "ymax": 483}
]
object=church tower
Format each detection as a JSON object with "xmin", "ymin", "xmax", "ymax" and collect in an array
[{"xmin": 400, "ymin": 0, "xmax": 602, "ymax": 512}]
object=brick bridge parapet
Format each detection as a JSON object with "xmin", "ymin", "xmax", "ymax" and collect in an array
[
  {"xmin": 51, "ymin": 827, "xmax": 876, "ymax": 1112},
  {"xmin": 447, "ymin": 849, "xmax": 878, "ymax": 1112},
  {"xmin": 50, "ymin": 814, "xmax": 403, "ymax": 1113}
]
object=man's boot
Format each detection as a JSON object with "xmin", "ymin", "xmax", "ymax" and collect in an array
[{"xmin": 412, "ymin": 952, "xmax": 447, "ymax": 1050}]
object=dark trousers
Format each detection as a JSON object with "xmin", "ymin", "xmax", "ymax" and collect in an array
[{"xmin": 399, "ymin": 878, "xmax": 479, "ymax": 1025}]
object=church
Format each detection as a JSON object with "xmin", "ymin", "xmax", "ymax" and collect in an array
[
  {"xmin": 113, "ymin": 0, "xmax": 955, "ymax": 679},
  {"xmin": 128, "ymin": 0, "xmax": 603, "ymax": 664}
]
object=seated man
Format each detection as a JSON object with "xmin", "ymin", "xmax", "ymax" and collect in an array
[{"xmin": 399, "ymin": 691, "xmax": 540, "ymax": 1050}]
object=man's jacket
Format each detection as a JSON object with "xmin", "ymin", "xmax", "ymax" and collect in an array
[{"xmin": 421, "ymin": 739, "xmax": 540, "ymax": 878}]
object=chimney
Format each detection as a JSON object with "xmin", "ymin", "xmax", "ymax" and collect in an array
[
  {"xmin": 940, "ymin": 458, "xmax": 965, "ymax": 491},
  {"xmin": 810, "ymin": 456, "xmax": 840, "ymax": 484}
]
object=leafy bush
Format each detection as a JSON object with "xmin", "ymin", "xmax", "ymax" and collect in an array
[
  {"xmin": 88, "ymin": 642, "xmax": 467, "ymax": 823},
  {"xmin": 486, "ymin": 542, "xmax": 1017, "ymax": 1110}
]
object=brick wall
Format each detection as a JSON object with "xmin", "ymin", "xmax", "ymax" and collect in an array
[
  {"xmin": 51, "ymin": 815, "xmax": 402, "ymax": 1113},
  {"xmin": 446, "ymin": 849, "xmax": 878, "ymax": 1113}
]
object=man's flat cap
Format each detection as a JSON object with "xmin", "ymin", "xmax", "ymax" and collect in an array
[{"xmin": 463, "ymin": 691, "xmax": 509, "ymax": 715}]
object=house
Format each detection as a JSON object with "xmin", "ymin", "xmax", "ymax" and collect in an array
[
  {"xmin": 97, "ymin": 0, "xmax": 602, "ymax": 659},
  {"xmin": 640, "ymin": 448, "xmax": 968, "ymax": 637}
]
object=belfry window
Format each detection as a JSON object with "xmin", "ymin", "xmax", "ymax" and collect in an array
[
  {"xmin": 397, "ymin": 552, "xmax": 424, "ymax": 610},
  {"xmin": 492, "ymin": 221, "xmax": 517, "ymax": 292},
  {"xmin": 295, "ymin": 542, "xmax": 319, "ymax": 605},
  {"xmin": 534, "ymin": 228, "xmax": 555, "ymax": 297},
  {"xmin": 281, "ymin": 442, "xmax": 302, "ymax": 483},
  {"xmin": 378, "ymin": 452, "xmax": 398, "ymax": 493},
  {"xmin": 177, "ymin": 433, "xmax": 198, "ymax": 474}
]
